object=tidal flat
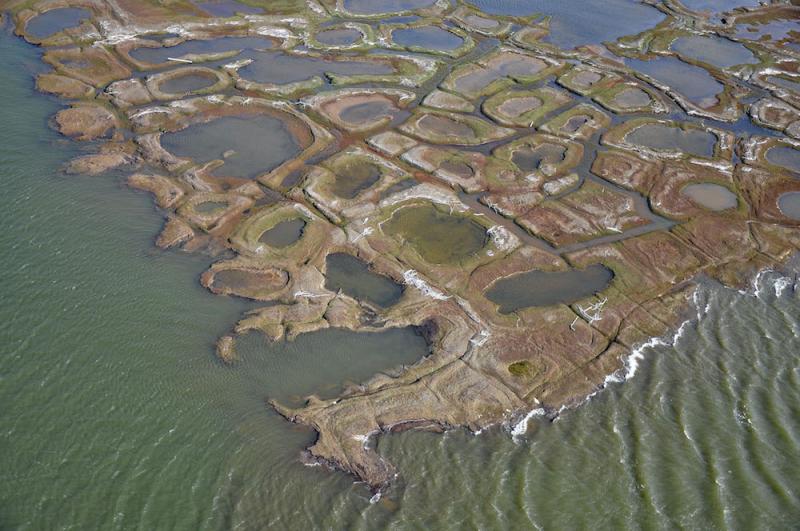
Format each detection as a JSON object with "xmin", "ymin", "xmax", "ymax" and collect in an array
[{"xmin": 3, "ymin": 0, "xmax": 800, "ymax": 521}]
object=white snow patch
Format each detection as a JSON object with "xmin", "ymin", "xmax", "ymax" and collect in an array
[{"xmin": 403, "ymin": 270, "xmax": 450, "ymax": 300}]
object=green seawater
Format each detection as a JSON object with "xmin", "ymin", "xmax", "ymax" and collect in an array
[{"xmin": 2, "ymin": 22, "xmax": 800, "ymax": 531}]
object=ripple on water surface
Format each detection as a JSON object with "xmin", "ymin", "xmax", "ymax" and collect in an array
[
  {"xmin": 3, "ymin": 21, "xmax": 800, "ymax": 530},
  {"xmin": 375, "ymin": 275, "xmax": 800, "ymax": 529}
]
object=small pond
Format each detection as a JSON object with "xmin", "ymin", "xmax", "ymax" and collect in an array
[
  {"xmin": 161, "ymin": 115, "xmax": 303, "ymax": 179},
  {"xmin": 778, "ymin": 192, "xmax": 800, "ymax": 220},
  {"xmin": 239, "ymin": 51, "xmax": 393, "ymax": 85},
  {"xmin": 682, "ymin": 183, "xmax": 738, "ymax": 211},
  {"xmin": 130, "ymin": 36, "xmax": 272, "ymax": 65},
  {"xmin": 384, "ymin": 204, "xmax": 487, "ymax": 264},
  {"xmin": 671, "ymin": 35, "xmax": 757, "ymax": 69},
  {"xmin": 159, "ymin": 73, "xmax": 218, "ymax": 94},
  {"xmin": 259, "ymin": 218, "xmax": 306, "ymax": 248},
  {"xmin": 194, "ymin": 0, "xmax": 264, "ymax": 17},
  {"xmin": 343, "ymin": 0, "xmax": 437, "ymax": 15},
  {"xmin": 626, "ymin": 56, "xmax": 724, "ymax": 107},
  {"xmin": 766, "ymin": 145, "xmax": 800, "ymax": 173},
  {"xmin": 316, "ymin": 28, "xmax": 362, "ymax": 46},
  {"xmin": 26, "ymin": 8, "xmax": 91, "ymax": 40},
  {"xmin": 486, "ymin": 265, "xmax": 614, "ymax": 313},
  {"xmin": 625, "ymin": 123, "xmax": 717, "ymax": 158},
  {"xmin": 512, "ymin": 144, "xmax": 566, "ymax": 172},
  {"xmin": 331, "ymin": 161, "xmax": 382, "ymax": 199},
  {"xmin": 466, "ymin": 0, "xmax": 665, "ymax": 49},
  {"xmin": 325, "ymin": 253, "xmax": 404, "ymax": 308},
  {"xmin": 393, "ymin": 26, "xmax": 464, "ymax": 51}
]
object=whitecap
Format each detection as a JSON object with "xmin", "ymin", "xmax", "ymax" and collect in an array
[{"xmin": 510, "ymin": 408, "xmax": 546, "ymax": 442}]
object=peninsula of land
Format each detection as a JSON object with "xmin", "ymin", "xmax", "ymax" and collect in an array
[{"xmin": 6, "ymin": 0, "xmax": 800, "ymax": 493}]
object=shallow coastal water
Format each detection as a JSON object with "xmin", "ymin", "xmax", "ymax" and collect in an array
[
  {"xmin": 2, "ymin": 7, "xmax": 800, "ymax": 531},
  {"xmin": 338, "ymin": 100, "xmax": 400, "ymax": 125},
  {"xmin": 195, "ymin": 200, "xmax": 228, "ymax": 213},
  {"xmin": 735, "ymin": 17, "xmax": 799, "ymax": 42}
]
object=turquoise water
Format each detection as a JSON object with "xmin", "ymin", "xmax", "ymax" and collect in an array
[{"xmin": 2, "ymin": 14, "xmax": 800, "ymax": 531}]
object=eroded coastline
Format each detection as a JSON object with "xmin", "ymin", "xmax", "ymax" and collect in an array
[{"xmin": 5, "ymin": 0, "xmax": 800, "ymax": 494}]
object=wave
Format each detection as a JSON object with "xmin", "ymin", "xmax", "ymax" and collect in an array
[{"xmin": 509, "ymin": 267, "xmax": 797, "ymax": 439}]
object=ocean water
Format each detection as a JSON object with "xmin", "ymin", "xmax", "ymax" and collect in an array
[{"xmin": 1, "ymin": 12, "xmax": 800, "ymax": 531}]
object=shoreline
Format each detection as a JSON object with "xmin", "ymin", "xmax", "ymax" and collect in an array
[{"xmin": 5, "ymin": 0, "xmax": 800, "ymax": 493}]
